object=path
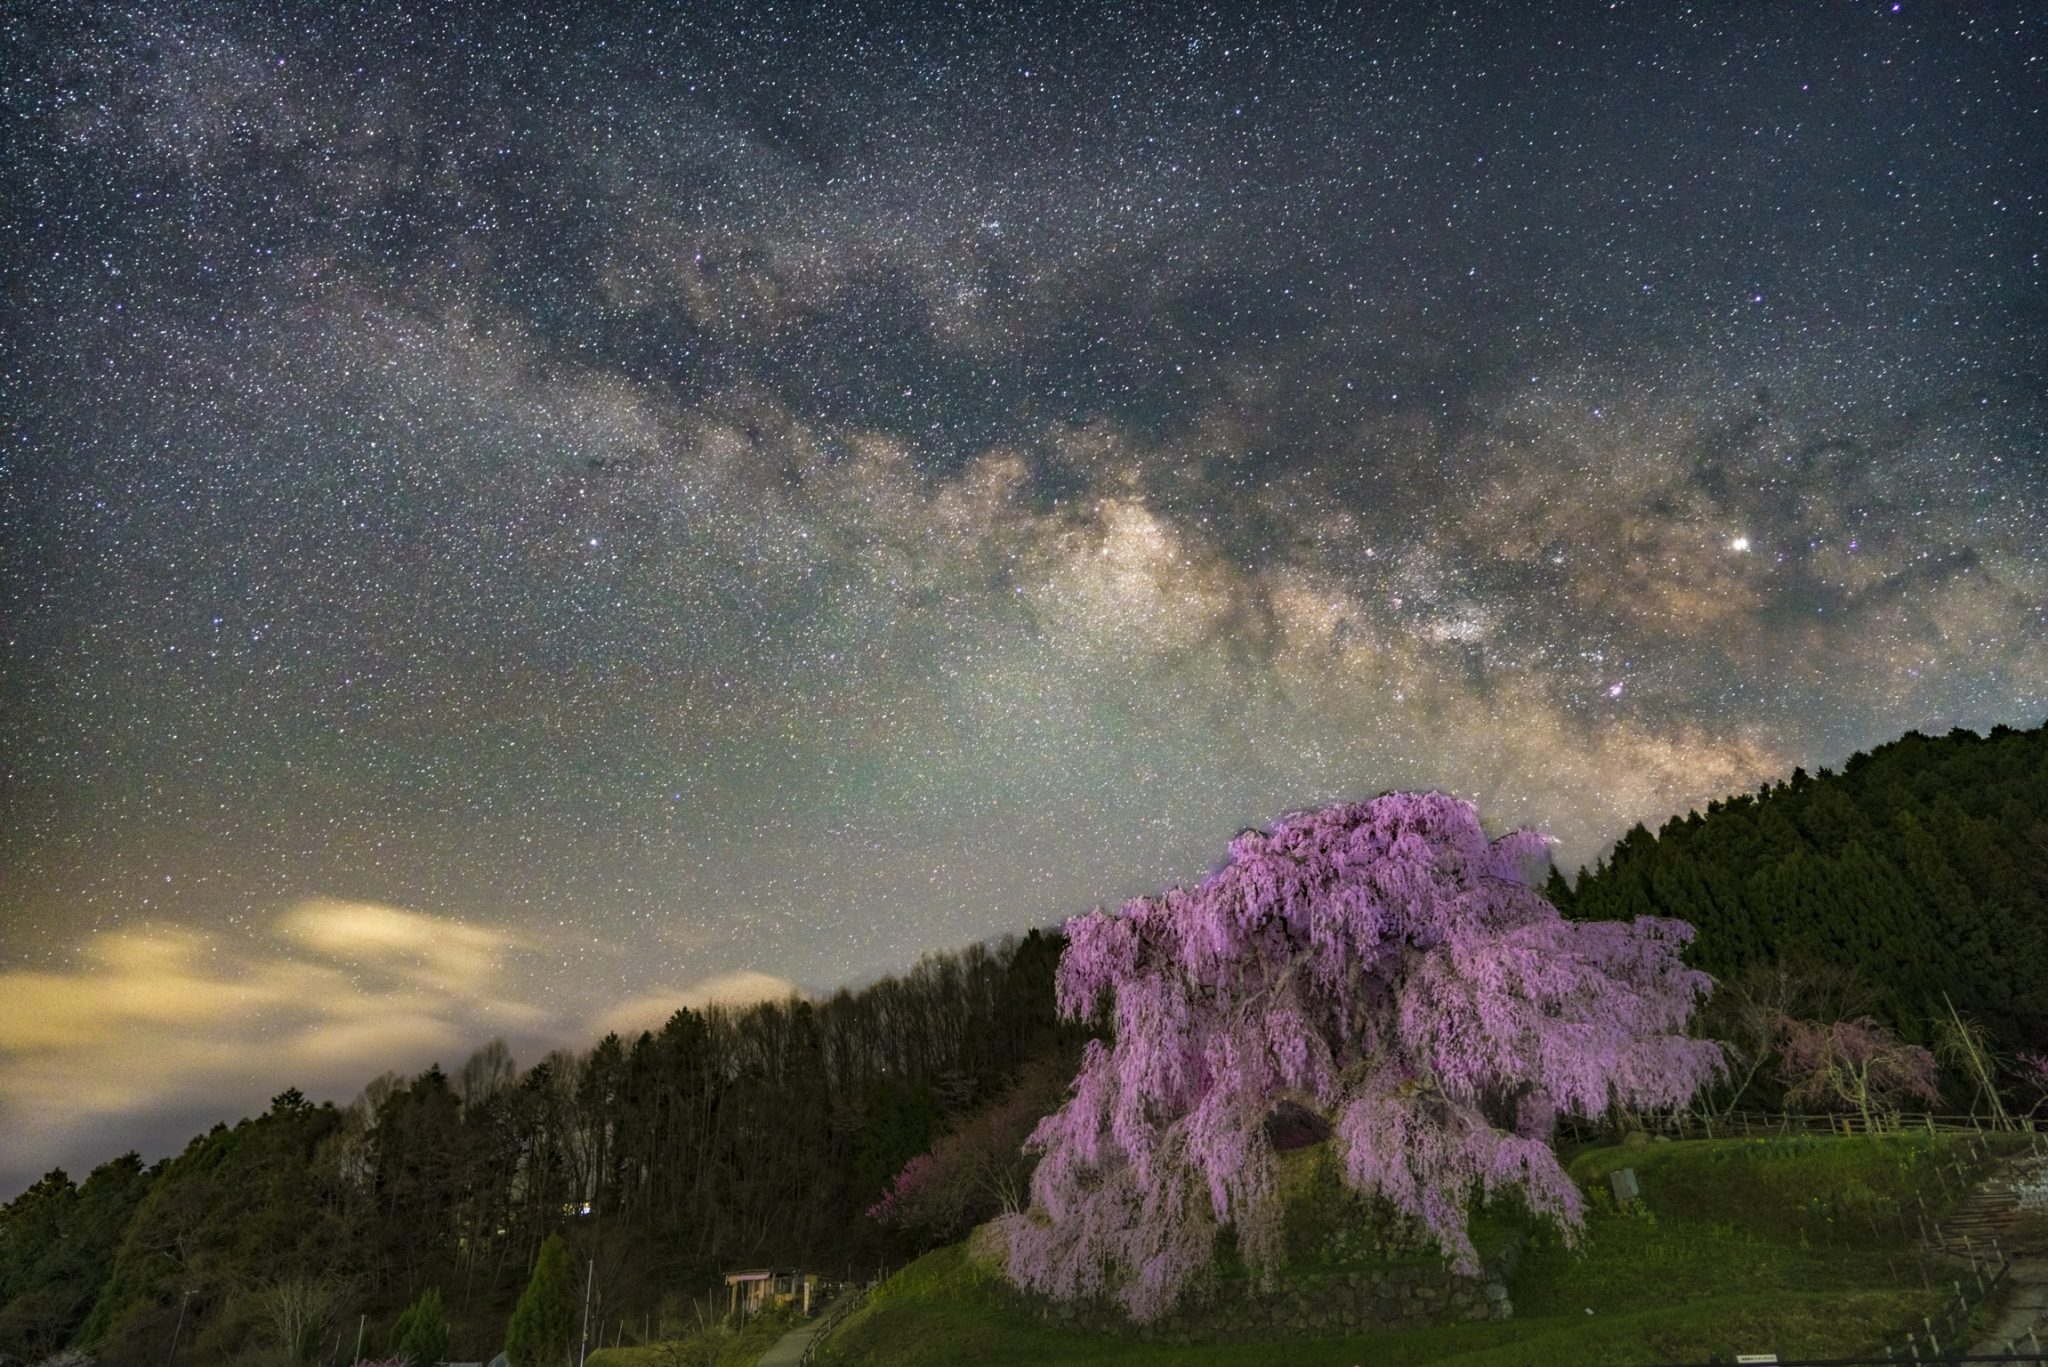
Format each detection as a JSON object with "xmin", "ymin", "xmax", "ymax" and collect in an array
[
  {"xmin": 1939, "ymin": 1147, "xmax": 2048, "ymax": 1357},
  {"xmin": 753, "ymin": 1292, "xmax": 861, "ymax": 1367}
]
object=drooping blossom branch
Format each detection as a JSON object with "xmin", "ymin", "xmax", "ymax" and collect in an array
[{"xmin": 1000, "ymin": 792, "xmax": 1723, "ymax": 1321}]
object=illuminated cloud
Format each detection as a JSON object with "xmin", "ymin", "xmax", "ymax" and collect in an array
[
  {"xmin": 0, "ymin": 902, "xmax": 540, "ymax": 1184},
  {"xmin": 585, "ymin": 971, "xmax": 802, "ymax": 1040},
  {"xmin": 278, "ymin": 898, "xmax": 531, "ymax": 999}
]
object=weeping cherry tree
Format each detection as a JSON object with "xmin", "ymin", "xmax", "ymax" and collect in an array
[{"xmin": 999, "ymin": 792, "xmax": 1724, "ymax": 1321}]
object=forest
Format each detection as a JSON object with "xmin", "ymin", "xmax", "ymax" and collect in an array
[
  {"xmin": 1553, "ymin": 722, "xmax": 2048, "ymax": 1054},
  {"xmin": 1, "ymin": 720, "xmax": 2043, "ymax": 1366}
]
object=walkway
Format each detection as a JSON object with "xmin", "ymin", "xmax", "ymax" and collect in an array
[
  {"xmin": 753, "ymin": 1292, "xmax": 860, "ymax": 1367},
  {"xmin": 1947, "ymin": 1147, "xmax": 2048, "ymax": 1356}
]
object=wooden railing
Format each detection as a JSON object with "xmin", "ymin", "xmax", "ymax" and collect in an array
[
  {"xmin": 1633, "ymin": 1110, "xmax": 2048, "ymax": 1143},
  {"xmin": 796, "ymin": 1284, "xmax": 872, "ymax": 1366}
]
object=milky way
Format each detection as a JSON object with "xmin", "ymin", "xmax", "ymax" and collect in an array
[{"xmin": 2, "ymin": 2, "xmax": 2043, "ymax": 1191}]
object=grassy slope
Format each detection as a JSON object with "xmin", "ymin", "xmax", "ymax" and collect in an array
[
  {"xmin": 817, "ymin": 1133, "xmax": 1997, "ymax": 1367},
  {"xmin": 587, "ymin": 1303, "xmax": 801, "ymax": 1367}
]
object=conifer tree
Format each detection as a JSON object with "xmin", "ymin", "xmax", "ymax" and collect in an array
[
  {"xmin": 391, "ymin": 1286, "xmax": 448, "ymax": 1367},
  {"xmin": 504, "ymin": 1236, "xmax": 575, "ymax": 1367}
]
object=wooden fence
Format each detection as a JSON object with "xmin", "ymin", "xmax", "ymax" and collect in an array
[
  {"xmin": 797, "ymin": 1278, "xmax": 877, "ymax": 1366},
  {"xmin": 1633, "ymin": 1111, "xmax": 2048, "ymax": 1143}
]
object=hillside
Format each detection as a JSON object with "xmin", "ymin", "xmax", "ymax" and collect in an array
[
  {"xmin": 817, "ymin": 1132, "xmax": 2006, "ymax": 1367},
  {"xmin": 1550, "ymin": 722, "xmax": 2048, "ymax": 1051}
]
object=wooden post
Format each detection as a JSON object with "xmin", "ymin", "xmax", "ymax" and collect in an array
[
  {"xmin": 165, "ymin": 1292, "xmax": 191, "ymax": 1367},
  {"xmin": 578, "ymin": 1257, "xmax": 593, "ymax": 1367}
]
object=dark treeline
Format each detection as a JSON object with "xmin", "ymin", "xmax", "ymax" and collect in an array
[
  {"xmin": 1550, "ymin": 721, "xmax": 2048, "ymax": 1054},
  {"xmin": 0, "ymin": 931, "xmax": 1080, "ymax": 1366}
]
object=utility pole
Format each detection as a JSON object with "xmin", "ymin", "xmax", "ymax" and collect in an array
[
  {"xmin": 578, "ymin": 1257, "xmax": 594, "ymax": 1367},
  {"xmin": 164, "ymin": 1290, "xmax": 191, "ymax": 1366}
]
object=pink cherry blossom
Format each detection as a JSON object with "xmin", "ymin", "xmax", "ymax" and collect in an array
[{"xmin": 1000, "ymin": 792, "xmax": 1723, "ymax": 1321}]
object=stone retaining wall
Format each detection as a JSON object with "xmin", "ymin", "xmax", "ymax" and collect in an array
[{"xmin": 1034, "ymin": 1242, "xmax": 1521, "ymax": 1345}]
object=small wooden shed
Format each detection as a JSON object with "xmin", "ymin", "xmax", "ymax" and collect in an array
[{"xmin": 723, "ymin": 1267, "xmax": 816, "ymax": 1317}]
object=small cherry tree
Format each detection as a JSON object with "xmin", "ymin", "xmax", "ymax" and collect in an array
[
  {"xmin": 1777, "ymin": 1016, "xmax": 1939, "ymax": 1131},
  {"xmin": 999, "ymin": 793, "xmax": 1723, "ymax": 1322},
  {"xmin": 2017, "ymin": 1052, "xmax": 2048, "ymax": 1120},
  {"xmin": 871, "ymin": 1054, "xmax": 1076, "ymax": 1245}
]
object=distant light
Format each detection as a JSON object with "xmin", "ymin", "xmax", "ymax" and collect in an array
[{"xmin": 1729, "ymin": 536, "xmax": 1751, "ymax": 552}]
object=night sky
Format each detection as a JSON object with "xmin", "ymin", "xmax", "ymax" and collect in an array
[{"xmin": 3, "ymin": 1, "xmax": 2044, "ymax": 1196}]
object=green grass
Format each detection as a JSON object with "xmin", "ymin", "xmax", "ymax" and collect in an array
[
  {"xmin": 588, "ymin": 1302, "xmax": 802, "ymax": 1367},
  {"xmin": 816, "ymin": 1132, "xmax": 1989, "ymax": 1366}
]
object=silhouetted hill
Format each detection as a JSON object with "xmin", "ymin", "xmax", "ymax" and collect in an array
[{"xmin": 1548, "ymin": 721, "xmax": 2048, "ymax": 1050}]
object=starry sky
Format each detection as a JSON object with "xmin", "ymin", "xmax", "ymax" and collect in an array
[{"xmin": 2, "ymin": 1, "xmax": 2044, "ymax": 1196}]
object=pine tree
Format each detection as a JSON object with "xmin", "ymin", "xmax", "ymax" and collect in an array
[
  {"xmin": 504, "ymin": 1236, "xmax": 576, "ymax": 1367},
  {"xmin": 391, "ymin": 1286, "xmax": 448, "ymax": 1367}
]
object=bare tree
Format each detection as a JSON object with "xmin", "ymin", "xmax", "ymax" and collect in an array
[
  {"xmin": 1702, "ymin": 961, "xmax": 1874, "ymax": 1114},
  {"xmin": 457, "ymin": 1039, "xmax": 519, "ymax": 1111},
  {"xmin": 251, "ymin": 1275, "xmax": 342, "ymax": 1361}
]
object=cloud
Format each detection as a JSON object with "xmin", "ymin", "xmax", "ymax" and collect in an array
[
  {"xmin": 0, "ymin": 901, "xmax": 540, "ymax": 1187},
  {"xmin": 278, "ymin": 898, "xmax": 531, "ymax": 998},
  {"xmin": 586, "ymin": 971, "xmax": 800, "ymax": 1040}
]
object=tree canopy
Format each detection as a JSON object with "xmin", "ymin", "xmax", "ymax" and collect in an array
[{"xmin": 1001, "ymin": 792, "xmax": 1723, "ymax": 1321}]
